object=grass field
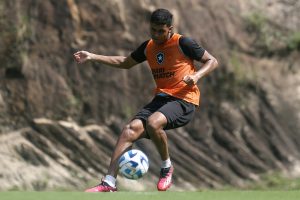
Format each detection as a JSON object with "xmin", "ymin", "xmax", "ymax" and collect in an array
[{"xmin": 1, "ymin": 191, "xmax": 300, "ymax": 200}]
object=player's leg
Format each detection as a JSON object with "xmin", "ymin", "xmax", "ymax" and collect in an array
[
  {"xmin": 85, "ymin": 119, "xmax": 147, "ymax": 192},
  {"xmin": 147, "ymin": 98, "xmax": 195, "ymax": 191},
  {"xmin": 107, "ymin": 119, "xmax": 147, "ymax": 177},
  {"xmin": 146, "ymin": 112, "xmax": 169, "ymax": 161},
  {"xmin": 146, "ymin": 112, "xmax": 173, "ymax": 191}
]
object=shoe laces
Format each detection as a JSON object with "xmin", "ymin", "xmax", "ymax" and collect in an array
[
  {"xmin": 160, "ymin": 167, "xmax": 171, "ymax": 178},
  {"xmin": 98, "ymin": 177, "xmax": 112, "ymax": 187},
  {"xmin": 90, "ymin": 179, "xmax": 113, "ymax": 189},
  {"xmin": 100, "ymin": 181, "xmax": 111, "ymax": 187}
]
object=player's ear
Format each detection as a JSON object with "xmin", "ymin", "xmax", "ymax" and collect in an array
[{"xmin": 168, "ymin": 26, "xmax": 173, "ymax": 33}]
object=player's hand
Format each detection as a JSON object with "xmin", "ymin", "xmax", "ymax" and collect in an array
[
  {"xmin": 73, "ymin": 51, "xmax": 92, "ymax": 64},
  {"xmin": 183, "ymin": 74, "xmax": 199, "ymax": 86}
]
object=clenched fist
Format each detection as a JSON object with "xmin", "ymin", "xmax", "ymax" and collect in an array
[
  {"xmin": 73, "ymin": 51, "xmax": 92, "ymax": 64},
  {"xmin": 183, "ymin": 74, "xmax": 199, "ymax": 86}
]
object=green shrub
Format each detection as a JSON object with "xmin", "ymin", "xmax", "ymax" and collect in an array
[{"xmin": 287, "ymin": 32, "xmax": 300, "ymax": 51}]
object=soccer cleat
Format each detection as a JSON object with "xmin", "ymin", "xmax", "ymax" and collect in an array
[
  {"xmin": 157, "ymin": 166, "xmax": 174, "ymax": 191},
  {"xmin": 85, "ymin": 181, "xmax": 117, "ymax": 192}
]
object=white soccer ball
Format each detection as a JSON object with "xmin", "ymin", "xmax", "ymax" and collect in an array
[{"xmin": 118, "ymin": 149, "xmax": 149, "ymax": 180}]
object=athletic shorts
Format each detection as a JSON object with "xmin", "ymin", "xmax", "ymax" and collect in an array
[{"xmin": 133, "ymin": 93, "xmax": 196, "ymax": 131}]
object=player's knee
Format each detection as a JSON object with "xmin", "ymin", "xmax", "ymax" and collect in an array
[
  {"xmin": 120, "ymin": 124, "xmax": 136, "ymax": 142},
  {"xmin": 120, "ymin": 121, "xmax": 144, "ymax": 142},
  {"xmin": 146, "ymin": 117, "xmax": 163, "ymax": 135}
]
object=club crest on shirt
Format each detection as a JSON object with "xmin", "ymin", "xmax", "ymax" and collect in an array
[{"xmin": 156, "ymin": 52, "xmax": 164, "ymax": 64}]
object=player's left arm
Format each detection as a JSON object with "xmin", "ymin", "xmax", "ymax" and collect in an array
[{"xmin": 183, "ymin": 50, "xmax": 218, "ymax": 86}]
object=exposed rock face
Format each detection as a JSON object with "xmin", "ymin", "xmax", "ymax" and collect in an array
[{"xmin": 0, "ymin": 0, "xmax": 299, "ymax": 191}]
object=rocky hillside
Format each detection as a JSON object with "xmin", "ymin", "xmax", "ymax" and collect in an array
[{"xmin": 0, "ymin": 0, "xmax": 300, "ymax": 191}]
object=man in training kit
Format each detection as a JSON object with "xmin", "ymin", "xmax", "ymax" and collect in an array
[{"xmin": 74, "ymin": 8, "xmax": 218, "ymax": 192}]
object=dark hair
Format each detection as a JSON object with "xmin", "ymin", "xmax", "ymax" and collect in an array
[{"xmin": 150, "ymin": 9, "xmax": 173, "ymax": 27}]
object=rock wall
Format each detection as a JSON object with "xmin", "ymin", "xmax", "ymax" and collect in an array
[{"xmin": 0, "ymin": 0, "xmax": 299, "ymax": 191}]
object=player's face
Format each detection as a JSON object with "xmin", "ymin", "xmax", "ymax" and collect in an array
[{"xmin": 150, "ymin": 23, "xmax": 172, "ymax": 44}]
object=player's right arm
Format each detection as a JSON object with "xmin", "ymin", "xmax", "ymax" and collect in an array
[
  {"xmin": 73, "ymin": 51, "xmax": 138, "ymax": 69},
  {"xmin": 74, "ymin": 40, "xmax": 149, "ymax": 69}
]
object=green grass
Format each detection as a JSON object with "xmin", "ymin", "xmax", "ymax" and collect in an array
[{"xmin": 1, "ymin": 191, "xmax": 300, "ymax": 200}]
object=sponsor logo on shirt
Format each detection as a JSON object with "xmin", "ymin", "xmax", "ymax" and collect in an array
[{"xmin": 152, "ymin": 68, "xmax": 175, "ymax": 79}]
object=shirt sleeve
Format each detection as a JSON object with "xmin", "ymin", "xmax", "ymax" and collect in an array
[
  {"xmin": 179, "ymin": 36, "xmax": 205, "ymax": 61},
  {"xmin": 130, "ymin": 40, "xmax": 149, "ymax": 63}
]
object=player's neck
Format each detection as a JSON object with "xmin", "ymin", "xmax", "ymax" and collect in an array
[
  {"xmin": 155, "ymin": 33, "xmax": 174, "ymax": 45},
  {"xmin": 168, "ymin": 32, "xmax": 174, "ymax": 40}
]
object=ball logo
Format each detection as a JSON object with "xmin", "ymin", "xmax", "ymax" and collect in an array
[
  {"xmin": 156, "ymin": 52, "xmax": 164, "ymax": 64},
  {"xmin": 128, "ymin": 151, "xmax": 137, "ymax": 158}
]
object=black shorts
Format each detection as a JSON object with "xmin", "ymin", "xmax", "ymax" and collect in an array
[{"xmin": 133, "ymin": 93, "xmax": 196, "ymax": 130}]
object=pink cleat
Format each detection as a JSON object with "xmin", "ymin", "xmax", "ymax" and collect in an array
[
  {"xmin": 85, "ymin": 181, "xmax": 117, "ymax": 192},
  {"xmin": 157, "ymin": 166, "xmax": 174, "ymax": 191}
]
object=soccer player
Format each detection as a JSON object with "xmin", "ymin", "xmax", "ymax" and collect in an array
[{"xmin": 74, "ymin": 8, "xmax": 218, "ymax": 192}]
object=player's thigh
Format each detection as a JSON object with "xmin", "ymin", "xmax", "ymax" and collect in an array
[
  {"xmin": 158, "ymin": 99, "xmax": 195, "ymax": 130},
  {"xmin": 146, "ymin": 111, "xmax": 168, "ymax": 130}
]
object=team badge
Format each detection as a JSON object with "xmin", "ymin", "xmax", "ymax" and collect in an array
[{"xmin": 156, "ymin": 52, "xmax": 164, "ymax": 64}]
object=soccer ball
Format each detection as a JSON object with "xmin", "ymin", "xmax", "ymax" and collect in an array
[{"xmin": 118, "ymin": 149, "xmax": 149, "ymax": 179}]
